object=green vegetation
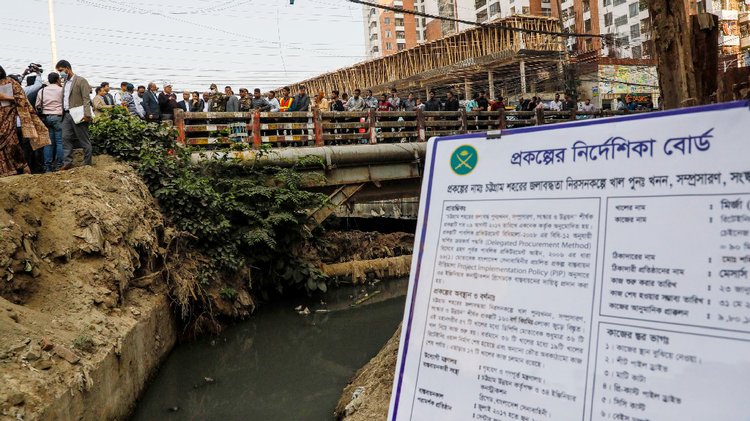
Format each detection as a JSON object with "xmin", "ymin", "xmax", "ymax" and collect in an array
[
  {"xmin": 72, "ymin": 334, "xmax": 95, "ymax": 354},
  {"xmin": 90, "ymin": 108, "xmax": 328, "ymax": 323}
]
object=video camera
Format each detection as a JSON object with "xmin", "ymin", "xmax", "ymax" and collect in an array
[{"xmin": 23, "ymin": 63, "xmax": 43, "ymax": 75}]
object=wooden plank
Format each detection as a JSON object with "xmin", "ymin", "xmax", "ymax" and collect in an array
[
  {"xmin": 259, "ymin": 123, "xmax": 314, "ymax": 130},
  {"xmin": 184, "ymin": 112, "xmax": 254, "ymax": 119},
  {"xmin": 261, "ymin": 135, "xmax": 313, "ymax": 143},
  {"xmin": 321, "ymin": 133, "xmax": 371, "ymax": 141},
  {"xmin": 321, "ymin": 121, "xmax": 369, "ymax": 129},
  {"xmin": 376, "ymin": 121, "xmax": 418, "ymax": 128}
]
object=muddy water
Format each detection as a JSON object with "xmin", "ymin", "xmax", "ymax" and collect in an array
[{"xmin": 131, "ymin": 283, "xmax": 406, "ymax": 421}]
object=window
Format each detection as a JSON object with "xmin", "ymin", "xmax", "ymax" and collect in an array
[
  {"xmin": 583, "ymin": 0, "xmax": 590, "ymax": 12},
  {"xmin": 372, "ymin": 46, "xmax": 379, "ymax": 53},
  {"xmin": 395, "ymin": 18, "xmax": 404, "ymax": 26},
  {"xmin": 632, "ymin": 44, "xmax": 642, "ymax": 58},
  {"xmin": 522, "ymin": 6, "xmax": 529, "ymax": 13},
  {"xmin": 586, "ymin": 38, "xmax": 594, "ymax": 50},
  {"xmin": 641, "ymin": 17, "xmax": 650, "ymax": 33},
  {"xmin": 385, "ymin": 30, "xmax": 392, "ymax": 37},
  {"xmin": 604, "ymin": 12, "xmax": 613, "ymax": 26},
  {"xmin": 614, "ymin": 0, "xmax": 626, "ymax": 6},
  {"xmin": 384, "ymin": 17, "xmax": 391, "ymax": 24},
  {"xmin": 629, "ymin": 2, "xmax": 638, "ymax": 17},
  {"xmin": 489, "ymin": 2, "xmax": 501, "ymax": 15},
  {"xmin": 630, "ymin": 23, "xmax": 640, "ymax": 39},
  {"xmin": 585, "ymin": 18, "xmax": 592, "ymax": 32},
  {"xmin": 386, "ymin": 42, "xmax": 393, "ymax": 50},
  {"xmin": 398, "ymin": 43, "xmax": 406, "ymax": 51},
  {"xmin": 614, "ymin": 14, "xmax": 628, "ymax": 26},
  {"xmin": 643, "ymin": 40, "xmax": 653, "ymax": 56},
  {"xmin": 603, "ymin": 0, "xmax": 611, "ymax": 6},
  {"xmin": 639, "ymin": 0, "xmax": 648, "ymax": 10},
  {"xmin": 475, "ymin": 0, "xmax": 487, "ymax": 7},
  {"xmin": 510, "ymin": 6, "xmax": 516, "ymax": 14},
  {"xmin": 396, "ymin": 31, "xmax": 405, "ymax": 39},
  {"xmin": 477, "ymin": 10, "xmax": 488, "ymax": 21},
  {"xmin": 616, "ymin": 35, "xmax": 629, "ymax": 46}
]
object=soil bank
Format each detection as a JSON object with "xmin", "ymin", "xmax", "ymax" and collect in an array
[{"xmin": 0, "ymin": 158, "xmax": 176, "ymax": 420}]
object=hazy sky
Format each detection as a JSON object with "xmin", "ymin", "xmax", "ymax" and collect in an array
[{"xmin": 0, "ymin": 0, "xmax": 367, "ymax": 92}]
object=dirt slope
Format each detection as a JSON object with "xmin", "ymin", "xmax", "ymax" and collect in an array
[
  {"xmin": 334, "ymin": 325, "xmax": 401, "ymax": 421},
  {"xmin": 0, "ymin": 158, "xmax": 169, "ymax": 420}
]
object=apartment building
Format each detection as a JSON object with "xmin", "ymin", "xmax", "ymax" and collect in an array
[
  {"xmin": 421, "ymin": 0, "xmax": 554, "ymax": 41},
  {"xmin": 598, "ymin": 0, "xmax": 650, "ymax": 58},
  {"xmin": 363, "ymin": 0, "xmax": 419, "ymax": 58},
  {"xmin": 741, "ymin": 11, "xmax": 750, "ymax": 65}
]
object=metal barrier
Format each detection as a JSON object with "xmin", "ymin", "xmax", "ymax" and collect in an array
[{"xmin": 174, "ymin": 108, "xmax": 652, "ymax": 147}]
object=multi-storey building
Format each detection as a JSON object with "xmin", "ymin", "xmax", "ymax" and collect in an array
[
  {"xmin": 741, "ymin": 11, "xmax": 750, "ymax": 66},
  {"xmin": 598, "ymin": 0, "xmax": 650, "ymax": 58},
  {"xmin": 363, "ymin": 0, "xmax": 419, "ymax": 58}
]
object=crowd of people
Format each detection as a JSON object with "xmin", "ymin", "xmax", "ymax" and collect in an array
[
  {"xmin": 1, "ymin": 60, "xmax": 94, "ymax": 177},
  {"xmin": 1, "ymin": 57, "xmax": 658, "ymax": 179}
]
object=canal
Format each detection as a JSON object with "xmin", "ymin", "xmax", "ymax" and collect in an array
[{"xmin": 131, "ymin": 283, "xmax": 406, "ymax": 420}]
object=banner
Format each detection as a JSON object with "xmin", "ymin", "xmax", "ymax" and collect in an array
[{"xmin": 389, "ymin": 101, "xmax": 750, "ymax": 420}]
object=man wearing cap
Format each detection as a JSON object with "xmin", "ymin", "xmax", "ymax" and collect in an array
[
  {"xmin": 207, "ymin": 83, "xmax": 228, "ymax": 112},
  {"xmin": 158, "ymin": 83, "xmax": 178, "ymax": 121}
]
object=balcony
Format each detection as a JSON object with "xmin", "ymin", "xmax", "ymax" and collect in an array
[
  {"xmin": 720, "ymin": 34, "xmax": 740, "ymax": 46},
  {"xmin": 741, "ymin": 35, "xmax": 750, "ymax": 49}
]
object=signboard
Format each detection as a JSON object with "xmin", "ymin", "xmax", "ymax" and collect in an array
[
  {"xmin": 389, "ymin": 101, "xmax": 750, "ymax": 421},
  {"xmin": 598, "ymin": 65, "xmax": 658, "ymax": 95}
]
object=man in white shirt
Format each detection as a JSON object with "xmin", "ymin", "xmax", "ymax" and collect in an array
[
  {"xmin": 549, "ymin": 93, "xmax": 563, "ymax": 111},
  {"xmin": 267, "ymin": 91, "xmax": 280, "ymax": 112},
  {"xmin": 134, "ymin": 85, "xmax": 146, "ymax": 118},
  {"xmin": 581, "ymin": 98, "xmax": 597, "ymax": 113},
  {"xmin": 112, "ymin": 81, "xmax": 127, "ymax": 106}
]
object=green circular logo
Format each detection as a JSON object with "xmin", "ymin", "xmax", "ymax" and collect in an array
[{"xmin": 450, "ymin": 145, "xmax": 478, "ymax": 175}]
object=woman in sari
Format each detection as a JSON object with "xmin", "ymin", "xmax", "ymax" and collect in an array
[{"xmin": 0, "ymin": 65, "xmax": 32, "ymax": 176}]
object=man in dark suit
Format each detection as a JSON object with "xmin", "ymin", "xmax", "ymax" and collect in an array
[
  {"xmin": 142, "ymin": 82, "xmax": 161, "ymax": 122},
  {"xmin": 176, "ymin": 91, "xmax": 191, "ymax": 113},
  {"xmin": 56, "ymin": 59, "xmax": 93, "ymax": 170},
  {"xmin": 158, "ymin": 83, "xmax": 178, "ymax": 121}
]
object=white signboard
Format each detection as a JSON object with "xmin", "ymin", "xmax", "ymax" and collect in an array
[{"xmin": 389, "ymin": 101, "xmax": 750, "ymax": 421}]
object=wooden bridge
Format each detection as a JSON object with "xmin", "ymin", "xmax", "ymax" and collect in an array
[{"xmin": 175, "ymin": 108, "xmax": 649, "ymax": 147}]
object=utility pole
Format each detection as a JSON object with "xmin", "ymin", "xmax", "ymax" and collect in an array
[{"xmin": 48, "ymin": 0, "xmax": 59, "ymax": 65}]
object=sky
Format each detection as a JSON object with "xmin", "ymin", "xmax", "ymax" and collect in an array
[{"xmin": 0, "ymin": 0, "xmax": 367, "ymax": 92}]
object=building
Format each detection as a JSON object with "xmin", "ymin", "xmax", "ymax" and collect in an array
[
  {"xmin": 363, "ymin": 0, "xmax": 420, "ymax": 58},
  {"xmin": 741, "ymin": 11, "xmax": 750, "ymax": 66},
  {"xmin": 421, "ymin": 0, "xmax": 552, "ymax": 41}
]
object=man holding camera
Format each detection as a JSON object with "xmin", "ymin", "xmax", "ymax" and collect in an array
[{"xmin": 56, "ymin": 59, "xmax": 93, "ymax": 170}]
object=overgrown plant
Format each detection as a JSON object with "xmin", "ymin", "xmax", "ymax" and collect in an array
[{"xmin": 90, "ymin": 108, "xmax": 329, "ymax": 319}]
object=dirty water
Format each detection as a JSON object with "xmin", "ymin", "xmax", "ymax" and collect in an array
[{"xmin": 131, "ymin": 281, "xmax": 406, "ymax": 421}]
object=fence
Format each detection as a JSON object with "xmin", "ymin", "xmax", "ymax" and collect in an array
[{"xmin": 174, "ymin": 108, "xmax": 652, "ymax": 147}]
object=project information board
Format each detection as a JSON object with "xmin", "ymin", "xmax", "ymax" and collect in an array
[{"xmin": 388, "ymin": 101, "xmax": 750, "ymax": 421}]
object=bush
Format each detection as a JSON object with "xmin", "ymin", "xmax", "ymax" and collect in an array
[{"xmin": 89, "ymin": 108, "xmax": 329, "ymax": 309}]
